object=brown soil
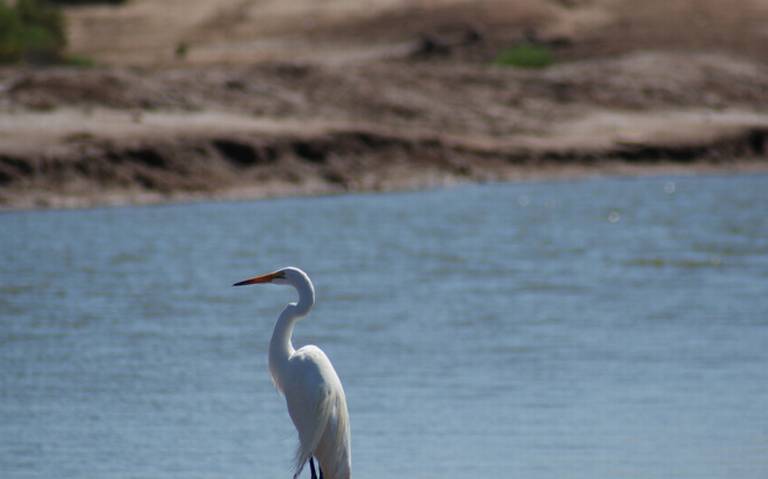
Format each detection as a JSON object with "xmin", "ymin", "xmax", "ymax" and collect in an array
[{"xmin": 2, "ymin": 0, "xmax": 768, "ymax": 209}]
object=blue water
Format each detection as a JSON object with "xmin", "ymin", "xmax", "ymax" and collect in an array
[{"xmin": 1, "ymin": 175, "xmax": 767, "ymax": 479}]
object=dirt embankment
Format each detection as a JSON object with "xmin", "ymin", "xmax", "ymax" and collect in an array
[{"xmin": 2, "ymin": 0, "xmax": 768, "ymax": 209}]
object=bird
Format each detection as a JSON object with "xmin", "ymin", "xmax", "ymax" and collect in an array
[{"xmin": 234, "ymin": 267, "xmax": 351, "ymax": 479}]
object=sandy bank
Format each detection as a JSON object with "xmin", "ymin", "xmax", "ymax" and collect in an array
[{"xmin": 2, "ymin": 102, "xmax": 766, "ymax": 210}]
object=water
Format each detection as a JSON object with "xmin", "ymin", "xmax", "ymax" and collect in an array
[{"xmin": 2, "ymin": 175, "xmax": 767, "ymax": 479}]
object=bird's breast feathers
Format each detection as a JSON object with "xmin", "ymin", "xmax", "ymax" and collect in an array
[{"xmin": 289, "ymin": 346, "xmax": 342, "ymax": 385}]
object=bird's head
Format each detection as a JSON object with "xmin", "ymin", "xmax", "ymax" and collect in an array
[
  {"xmin": 234, "ymin": 267, "xmax": 316, "ymax": 315},
  {"xmin": 233, "ymin": 266, "xmax": 310, "ymax": 288}
]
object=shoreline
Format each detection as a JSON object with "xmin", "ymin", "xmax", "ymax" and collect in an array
[
  {"xmin": 2, "ymin": 100, "xmax": 767, "ymax": 211},
  {"xmin": 3, "ymin": 157, "xmax": 766, "ymax": 212}
]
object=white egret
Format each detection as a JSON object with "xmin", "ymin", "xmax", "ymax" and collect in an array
[{"xmin": 234, "ymin": 267, "xmax": 351, "ymax": 479}]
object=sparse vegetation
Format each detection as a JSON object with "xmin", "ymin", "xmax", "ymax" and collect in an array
[
  {"xmin": 175, "ymin": 41, "xmax": 189, "ymax": 60},
  {"xmin": 494, "ymin": 44, "xmax": 554, "ymax": 68},
  {"xmin": 63, "ymin": 53, "xmax": 95, "ymax": 67}
]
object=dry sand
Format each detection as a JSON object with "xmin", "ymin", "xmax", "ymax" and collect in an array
[{"xmin": 2, "ymin": 0, "xmax": 768, "ymax": 209}]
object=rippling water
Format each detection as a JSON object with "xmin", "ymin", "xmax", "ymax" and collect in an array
[{"xmin": 2, "ymin": 175, "xmax": 768, "ymax": 479}]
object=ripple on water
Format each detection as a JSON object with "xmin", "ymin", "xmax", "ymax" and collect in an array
[
  {"xmin": 1, "ymin": 175, "xmax": 768, "ymax": 479},
  {"xmin": 624, "ymin": 257, "xmax": 725, "ymax": 269}
]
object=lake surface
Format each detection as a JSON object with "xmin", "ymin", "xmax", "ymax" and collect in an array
[{"xmin": 2, "ymin": 175, "xmax": 767, "ymax": 479}]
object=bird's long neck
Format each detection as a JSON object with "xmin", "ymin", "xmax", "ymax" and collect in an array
[{"xmin": 268, "ymin": 277, "xmax": 315, "ymax": 387}]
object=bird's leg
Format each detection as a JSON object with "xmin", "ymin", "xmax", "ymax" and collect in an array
[
  {"xmin": 319, "ymin": 464, "xmax": 323, "ymax": 479},
  {"xmin": 309, "ymin": 457, "xmax": 318, "ymax": 479}
]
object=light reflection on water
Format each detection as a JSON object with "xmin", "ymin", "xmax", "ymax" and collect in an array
[{"xmin": 1, "ymin": 174, "xmax": 768, "ymax": 479}]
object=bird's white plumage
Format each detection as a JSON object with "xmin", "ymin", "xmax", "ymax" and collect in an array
[
  {"xmin": 280, "ymin": 345, "xmax": 350, "ymax": 479},
  {"xmin": 236, "ymin": 267, "xmax": 350, "ymax": 479}
]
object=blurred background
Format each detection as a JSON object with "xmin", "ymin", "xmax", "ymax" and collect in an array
[
  {"xmin": 1, "ymin": 1, "xmax": 768, "ymax": 478},
  {"xmin": 1, "ymin": 0, "xmax": 768, "ymax": 208}
]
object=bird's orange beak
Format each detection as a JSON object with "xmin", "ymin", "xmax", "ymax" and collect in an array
[{"xmin": 233, "ymin": 271, "xmax": 280, "ymax": 287}]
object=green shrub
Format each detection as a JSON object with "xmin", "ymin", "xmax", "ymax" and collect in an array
[
  {"xmin": 0, "ymin": 0, "xmax": 66, "ymax": 63},
  {"xmin": 47, "ymin": 0, "xmax": 127, "ymax": 4},
  {"xmin": 63, "ymin": 53, "xmax": 95, "ymax": 67},
  {"xmin": 494, "ymin": 44, "xmax": 554, "ymax": 69},
  {"xmin": 0, "ymin": 5, "xmax": 22, "ymax": 61}
]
